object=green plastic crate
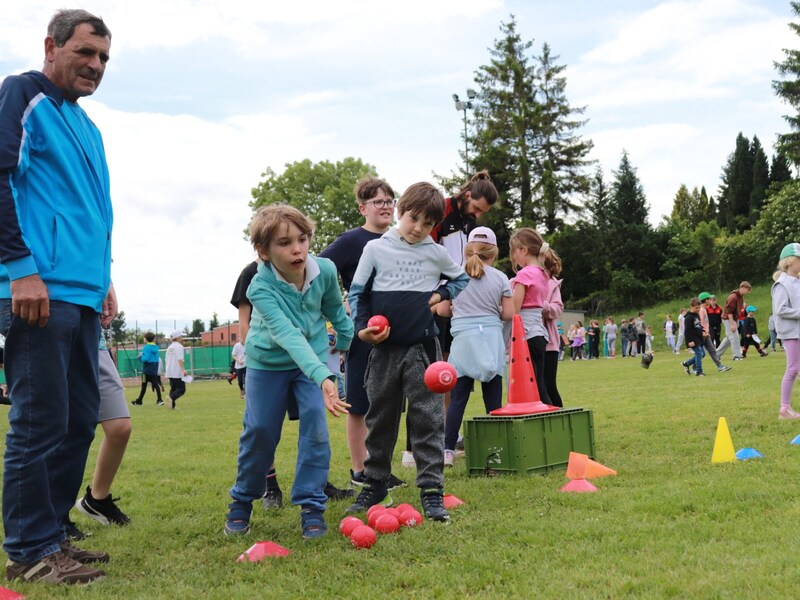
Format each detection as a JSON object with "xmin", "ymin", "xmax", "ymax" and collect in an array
[{"xmin": 464, "ymin": 408, "xmax": 595, "ymax": 476}]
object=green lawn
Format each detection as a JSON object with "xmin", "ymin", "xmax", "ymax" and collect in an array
[{"xmin": 1, "ymin": 346, "xmax": 797, "ymax": 599}]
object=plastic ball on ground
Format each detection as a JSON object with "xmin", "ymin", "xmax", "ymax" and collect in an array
[
  {"xmin": 367, "ymin": 508, "xmax": 387, "ymax": 528},
  {"xmin": 399, "ymin": 509, "xmax": 424, "ymax": 527},
  {"xmin": 424, "ymin": 361, "xmax": 458, "ymax": 393},
  {"xmin": 375, "ymin": 513, "xmax": 400, "ymax": 534},
  {"xmin": 366, "ymin": 504, "xmax": 387, "ymax": 519},
  {"xmin": 383, "ymin": 507, "xmax": 401, "ymax": 520},
  {"xmin": 339, "ymin": 516, "xmax": 364, "ymax": 537},
  {"xmin": 396, "ymin": 503, "xmax": 414, "ymax": 514},
  {"xmin": 367, "ymin": 315, "xmax": 389, "ymax": 334},
  {"xmin": 350, "ymin": 525, "xmax": 377, "ymax": 549}
]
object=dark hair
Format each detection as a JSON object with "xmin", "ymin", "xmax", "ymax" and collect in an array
[
  {"xmin": 144, "ymin": 332, "xmax": 155, "ymax": 342},
  {"xmin": 48, "ymin": 9, "xmax": 111, "ymax": 46},
  {"xmin": 690, "ymin": 297, "xmax": 700, "ymax": 307},
  {"xmin": 454, "ymin": 170, "xmax": 498, "ymax": 206},
  {"xmin": 355, "ymin": 177, "xmax": 394, "ymax": 203},
  {"xmin": 396, "ymin": 182, "xmax": 445, "ymax": 224}
]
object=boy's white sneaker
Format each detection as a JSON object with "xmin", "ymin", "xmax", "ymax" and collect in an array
[
  {"xmin": 401, "ymin": 451, "xmax": 416, "ymax": 468},
  {"xmin": 444, "ymin": 449, "xmax": 455, "ymax": 468}
]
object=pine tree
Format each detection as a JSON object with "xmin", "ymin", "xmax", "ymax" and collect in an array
[
  {"xmin": 585, "ymin": 166, "xmax": 610, "ymax": 227},
  {"xmin": 770, "ymin": 150, "xmax": 793, "ymax": 185},
  {"xmin": 670, "ymin": 184, "xmax": 693, "ymax": 224},
  {"xmin": 773, "ymin": 2, "xmax": 800, "ymax": 167},
  {"xmin": 749, "ymin": 135, "xmax": 770, "ymax": 223},
  {"xmin": 608, "ymin": 150, "xmax": 649, "ymax": 226},
  {"xmin": 718, "ymin": 133, "xmax": 753, "ymax": 233}
]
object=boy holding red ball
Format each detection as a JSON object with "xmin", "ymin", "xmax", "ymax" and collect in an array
[{"xmin": 346, "ymin": 183, "xmax": 468, "ymax": 521}]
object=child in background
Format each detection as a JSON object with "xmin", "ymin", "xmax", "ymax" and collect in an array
[
  {"xmin": 588, "ymin": 320, "xmax": 601, "ymax": 359},
  {"xmin": 571, "ymin": 321, "xmax": 586, "ymax": 361},
  {"xmin": 165, "ymin": 331, "xmax": 188, "ymax": 409},
  {"xmin": 542, "ymin": 270, "xmax": 565, "ymax": 406},
  {"xmin": 772, "ymin": 243, "xmax": 800, "ymax": 419},
  {"xmin": 132, "ymin": 331, "xmax": 162, "ymax": 406},
  {"xmin": 620, "ymin": 319, "xmax": 629, "ymax": 357},
  {"xmin": 437, "ymin": 227, "xmax": 513, "ymax": 465},
  {"xmin": 768, "ymin": 312, "xmax": 783, "ymax": 352},
  {"xmin": 606, "ymin": 317, "xmax": 618, "ymax": 358},
  {"xmin": 231, "ymin": 339, "xmax": 247, "ymax": 399},
  {"xmin": 224, "ymin": 205, "xmax": 354, "ymax": 539},
  {"xmin": 681, "ymin": 298, "xmax": 705, "ymax": 376},
  {"xmin": 645, "ymin": 326, "xmax": 654, "ymax": 353},
  {"xmin": 664, "ymin": 315, "xmax": 675, "ymax": 353},
  {"xmin": 626, "ymin": 317, "xmax": 638, "ymax": 356},
  {"xmin": 509, "ymin": 228, "xmax": 561, "ymax": 401},
  {"xmin": 742, "ymin": 306, "xmax": 768, "ymax": 358},
  {"xmin": 346, "ymin": 183, "xmax": 468, "ymax": 521},
  {"xmin": 325, "ymin": 322, "xmax": 346, "ymax": 399},
  {"xmin": 675, "ymin": 308, "xmax": 687, "ymax": 354}
]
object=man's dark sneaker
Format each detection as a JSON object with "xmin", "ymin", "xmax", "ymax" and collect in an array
[
  {"xmin": 75, "ymin": 486, "xmax": 130, "ymax": 526},
  {"xmin": 59, "ymin": 540, "xmax": 109, "ymax": 564},
  {"xmin": 350, "ymin": 469, "xmax": 367, "ymax": 487},
  {"xmin": 324, "ymin": 481, "xmax": 355, "ymax": 500},
  {"xmin": 261, "ymin": 488, "xmax": 283, "ymax": 510},
  {"xmin": 131, "ymin": 400, "xmax": 142, "ymax": 406},
  {"xmin": 156, "ymin": 401, "xmax": 164, "ymax": 406},
  {"xmin": 696, "ymin": 372, "xmax": 706, "ymax": 377},
  {"xmin": 345, "ymin": 482, "xmax": 392, "ymax": 515},
  {"xmin": 63, "ymin": 518, "xmax": 87, "ymax": 541},
  {"xmin": 387, "ymin": 474, "xmax": 407, "ymax": 490},
  {"xmin": 420, "ymin": 488, "xmax": 450, "ymax": 522},
  {"xmin": 6, "ymin": 551, "xmax": 104, "ymax": 585}
]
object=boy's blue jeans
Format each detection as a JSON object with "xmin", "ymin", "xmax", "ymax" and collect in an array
[
  {"xmin": 691, "ymin": 345, "xmax": 706, "ymax": 374},
  {"xmin": 230, "ymin": 367, "xmax": 330, "ymax": 512},
  {"xmin": 0, "ymin": 299, "xmax": 100, "ymax": 564}
]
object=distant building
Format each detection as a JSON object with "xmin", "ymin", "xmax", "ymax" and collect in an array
[{"xmin": 200, "ymin": 322, "xmax": 240, "ymax": 346}]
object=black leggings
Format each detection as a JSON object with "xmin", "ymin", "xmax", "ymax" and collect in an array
[
  {"xmin": 525, "ymin": 336, "xmax": 550, "ymax": 404},
  {"xmin": 544, "ymin": 350, "xmax": 563, "ymax": 407}
]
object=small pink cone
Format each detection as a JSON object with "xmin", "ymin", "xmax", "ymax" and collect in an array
[
  {"xmin": 443, "ymin": 494, "xmax": 464, "ymax": 509},
  {"xmin": 0, "ymin": 587, "xmax": 24, "ymax": 600},
  {"xmin": 559, "ymin": 478, "xmax": 597, "ymax": 493},
  {"xmin": 236, "ymin": 541, "xmax": 291, "ymax": 562}
]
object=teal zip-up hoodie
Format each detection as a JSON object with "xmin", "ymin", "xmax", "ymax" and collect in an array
[
  {"xmin": 0, "ymin": 71, "xmax": 112, "ymax": 312},
  {"xmin": 245, "ymin": 255, "xmax": 353, "ymax": 386}
]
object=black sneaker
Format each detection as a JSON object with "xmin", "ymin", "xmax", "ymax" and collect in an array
[
  {"xmin": 261, "ymin": 488, "xmax": 283, "ymax": 510},
  {"xmin": 696, "ymin": 372, "xmax": 706, "ymax": 377},
  {"xmin": 156, "ymin": 401, "xmax": 164, "ymax": 406},
  {"xmin": 387, "ymin": 474, "xmax": 407, "ymax": 490},
  {"xmin": 63, "ymin": 518, "xmax": 87, "ymax": 541},
  {"xmin": 681, "ymin": 362, "xmax": 692, "ymax": 375},
  {"xmin": 131, "ymin": 400, "xmax": 142, "ymax": 406},
  {"xmin": 420, "ymin": 488, "xmax": 450, "ymax": 522},
  {"xmin": 345, "ymin": 482, "xmax": 391, "ymax": 515},
  {"xmin": 324, "ymin": 481, "xmax": 355, "ymax": 501},
  {"xmin": 350, "ymin": 469, "xmax": 367, "ymax": 487},
  {"xmin": 75, "ymin": 486, "xmax": 130, "ymax": 526}
]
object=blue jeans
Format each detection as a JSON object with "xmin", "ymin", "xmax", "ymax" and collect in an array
[
  {"xmin": 229, "ymin": 368, "xmax": 330, "ymax": 511},
  {"xmin": 0, "ymin": 300, "xmax": 100, "ymax": 563},
  {"xmin": 691, "ymin": 345, "xmax": 706, "ymax": 374}
]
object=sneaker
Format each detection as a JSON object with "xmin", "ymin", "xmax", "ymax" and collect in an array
[
  {"xmin": 779, "ymin": 407, "xmax": 800, "ymax": 420},
  {"xmin": 420, "ymin": 488, "xmax": 450, "ymax": 522},
  {"xmin": 345, "ymin": 482, "xmax": 392, "ymax": 515},
  {"xmin": 387, "ymin": 474, "xmax": 407, "ymax": 490},
  {"xmin": 75, "ymin": 486, "xmax": 130, "ymax": 526},
  {"xmin": 455, "ymin": 436, "xmax": 465, "ymax": 451},
  {"xmin": 63, "ymin": 518, "xmax": 87, "ymax": 541},
  {"xmin": 261, "ymin": 488, "xmax": 283, "ymax": 510},
  {"xmin": 350, "ymin": 469, "xmax": 367, "ymax": 487},
  {"xmin": 59, "ymin": 540, "xmax": 109, "ymax": 564},
  {"xmin": 717, "ymin": 365, "xmax": 732, "ymax": 372},
  {"xmin": 681, "ymin": 362, "xmax": 692, "ymax": 376},
  {"xmin": 324, "ymin": 481, "xmax": 355, "ymax": 501},
  {"xmin": 224, "ymin": 500, "xmax": 252, "ymax": 536},
  {"xmin": 444, "ymin": 449, "xmax": 455, "ymax": 468},
  {"xmin": 300, "ymin": 507, "xmax": 327, "ymax": 539},
  {"xmin": 696, "ymin": 372, "xmax": 706, "ymax": 377},
  {"xmin": 6, "ymin": 551, "xmax": 104, "ymax": 585},
  {"xmin": 130, "ymin": 400, "xmax": 142, "ymax": 406},
  {"xmin": 156, "ymin": 401, "xmax": 164, "ymax": 406},
  {"xmin": 401, "ymin": 451, "xmax": 416, "ymax": 468},
  {"xmin": 733, "ymin": 357, "xmax": 744, "ymax": 361}
]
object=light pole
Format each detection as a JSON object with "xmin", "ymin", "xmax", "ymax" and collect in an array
[{"xmin": 452, "ymin": 88, "xmax": 476, "ymax": 168}]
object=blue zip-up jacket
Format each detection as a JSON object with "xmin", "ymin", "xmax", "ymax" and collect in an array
[
  {"xmin": 0, "ymin": 71, "xmax": 113, "ymax": 312},
  {"xmin": 245, "ymin": 256, "xmax": 354, "ymax": 386},
  {"xmin": 349, "ymin": 227, "xmax": 469, "ymax": 345}
]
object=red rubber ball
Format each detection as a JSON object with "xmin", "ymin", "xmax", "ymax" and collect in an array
[
  {"xmin": 339, "ymin": 516, "xmax": 363, "ymax": 537},
  {"xmin": 424, "ymin": 361, "xmax": 458, "ymax": 393},
  {"xmin": 375, "ymin": 513, "xmax": 400, "ymax": 534},
  {"xmin": 367, "ymin": 315, "xmax": 389, "ymax": 334},
  {"xmin": 350, "ymin": 525, "xmax": 378, "ymax": 549}
]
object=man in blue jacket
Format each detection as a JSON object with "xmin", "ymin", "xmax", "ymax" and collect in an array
[{"xmin": 0, "ymin": 9, "xmax": 115, "ymax": 585}]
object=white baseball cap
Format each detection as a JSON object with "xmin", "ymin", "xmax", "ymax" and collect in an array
[
  {"xmin": 170, "ymin": 329, "xmax": 184, "ymax": 339},
  {"xmin": 467, "ymin": 226, "xmax": 497, "ymax": 246}
]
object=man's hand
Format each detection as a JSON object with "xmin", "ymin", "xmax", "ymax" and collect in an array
[
  {"xmin": 101, "ymin": 283, "xmax": 118, "ymax": 327},
  {"xmin": 11, "ymin": 274, "xmax": 49, "ymax": 327}
]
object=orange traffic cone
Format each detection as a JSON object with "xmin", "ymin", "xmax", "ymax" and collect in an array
[
  {"xmin": 491, "ymin": 315, "xmax": 559, "ymax": 416},
  {"xmin": 566, "ymin": 451, "xmax": 617, "ymax": 479}
]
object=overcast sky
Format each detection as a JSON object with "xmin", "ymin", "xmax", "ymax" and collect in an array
[{"xmin": 1, "ymin": 0, "xmax": 795, "ymax": 331}]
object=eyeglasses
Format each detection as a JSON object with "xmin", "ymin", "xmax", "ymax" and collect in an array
[{"xmin": 364, "ymin": 198, "xmax": 396, "ymax": 209}]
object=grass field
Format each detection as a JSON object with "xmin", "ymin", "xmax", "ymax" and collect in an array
[{"xmin": 1, "ymin": 339, "xmax": 797, "ymax": 599}]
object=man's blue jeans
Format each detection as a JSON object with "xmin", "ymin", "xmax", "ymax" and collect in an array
[
  {"xmin": 229, "ymin": 367, "xmax": 330, "ymax": 512},
  {"xmin": 0, "ymin": 300, "xmax": 100, "ymax": 564}
]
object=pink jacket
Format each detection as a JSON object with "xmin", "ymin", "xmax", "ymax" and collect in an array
[{"xmin": 542, "ymin": 278, "xmax": 564, "ymax": 352}]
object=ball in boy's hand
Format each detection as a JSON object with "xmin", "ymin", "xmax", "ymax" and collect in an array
[
  {"xmin": 424, "ymin": 361, "xmax": 457, "ymax": 393},
  {"xmin": 339, "ymin": 516, "xmax": 364, "ymax": 537},
  {"xmin": 367, "ymin": 315, "xmax": 389, "ymax": 333},
  {"xmin": 350, "ymin": 525, "xmax": 377, "ymax": 549}
]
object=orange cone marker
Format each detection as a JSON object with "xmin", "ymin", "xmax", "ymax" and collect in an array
[
  {"xmin": 560, "ymin": 478, "xmax": 597, "ymax": 493},
  {"xmin": 491, "ymin": 315, "xmax": 559, "ymax": 416},
  {"xmin": 443, "ymin": 494, "xmax": 464, "ymax": 509}
]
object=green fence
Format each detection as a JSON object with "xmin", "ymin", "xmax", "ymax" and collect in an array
[{"xmin": 114, "ymin": 345, "xmax": 233, "ymax": 378}]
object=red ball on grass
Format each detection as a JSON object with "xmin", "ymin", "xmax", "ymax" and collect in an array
[{"xmin": 350, "ymin": 525, "xmax": 378, "ymax": 549}]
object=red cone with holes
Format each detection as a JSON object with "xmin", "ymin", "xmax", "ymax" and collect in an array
[{"xmin": 490, "ymin": 314, "xmax": 559, "ymax": 416}]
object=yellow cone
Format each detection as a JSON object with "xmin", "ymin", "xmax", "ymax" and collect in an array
[{"xmin": 711, "ymin": 417, "xmax": 736, "ymax": 463}]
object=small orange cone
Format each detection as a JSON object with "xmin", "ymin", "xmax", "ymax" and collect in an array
[
  {"xmin": 565, "ymin": 451, "xmax": 588, "ymax": 479},
  {"xmin": 585, "ymin": 458, "xmax": 617, "ymax": 479},
  {"xmin": 560, "ymin": 478, "xmax": 597, "ymax": 493},
  {"xmin": 443, "ymin": 494, "xmax": 464, "ymax": 509},
  {"xmin": 491, "ymin": 315, "xmax": 559, "ymax": 416}
]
